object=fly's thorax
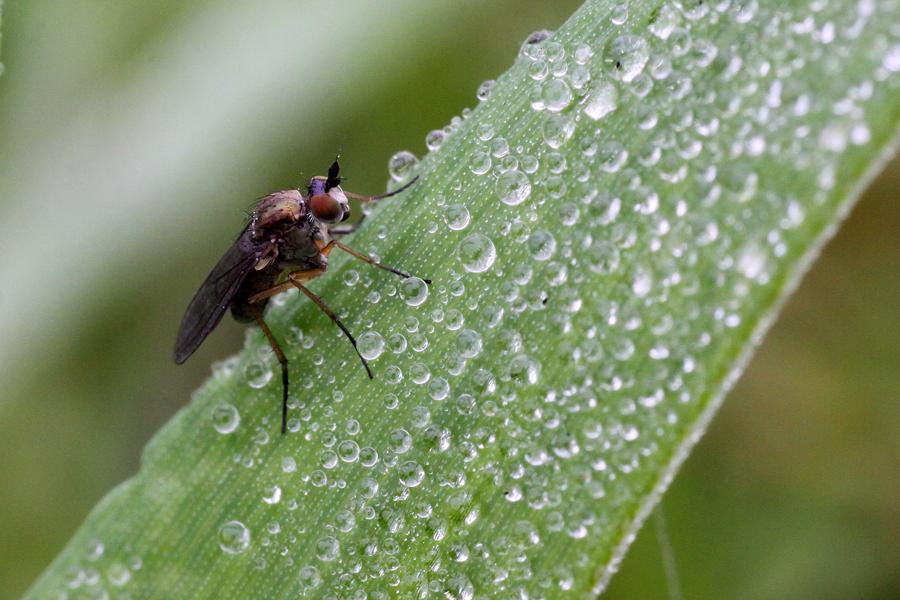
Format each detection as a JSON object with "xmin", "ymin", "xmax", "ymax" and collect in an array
[
  {"xmin": 252, "ymin": 190, "xmax": 303, "ymax": 234},
  {"xmin": 274, "ymin": 221, "xmax": 329, "ymax": 271}
]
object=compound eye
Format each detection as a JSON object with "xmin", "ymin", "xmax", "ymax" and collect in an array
[{"xmin": 309, "ymin": 193, "xmax": 344, "ymax": 223}]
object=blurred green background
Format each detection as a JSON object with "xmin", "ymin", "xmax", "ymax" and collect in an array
[{"xmin": 1, "ymin": 1, "xmax": 898, "ymax": 599}]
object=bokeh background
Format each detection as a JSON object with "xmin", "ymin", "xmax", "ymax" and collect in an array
[{"xmin": 1, "ymin": 1, "xmax": 898, "ymax": 599}]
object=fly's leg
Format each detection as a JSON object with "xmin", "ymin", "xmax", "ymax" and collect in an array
[
  {"xmin": 248, "ymin": 304, "xmax": 290, "ymax": 434},
  {"xmin": 285, "ymin": 272, "xmax": 374, "ymax": 380},
  {"xmin": 247, "ymin": 269, "xmax": 326, "ymax": 434},
  {"xmin": 329, "ymin": 215, "xmax": 366, "ymax": 237},
  {"xmin": 332, "ymin": 241, "xmax": 432, "ymax": 284}
]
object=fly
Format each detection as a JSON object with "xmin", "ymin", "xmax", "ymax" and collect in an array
[{"xmin": 174, "ymin": 159, "xmax": 425, "ymax": 433}]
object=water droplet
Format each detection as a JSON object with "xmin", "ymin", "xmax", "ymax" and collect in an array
[
  {"xmin": 244, "ymin": 361, "xmax": 273, "ymax": 389},
  {"xmin": 606, "ymin": 34, "xmax": 650, "ymax": 82},
  {"xmin": 212, "ymin": 404, "xmax": 240, "ymax": 434},
  {"xmin": 410, "ymin": 363, "xmax": 432, "ymax": 384},
  {"xmin": 509, "ymin": 355, "xmax": 541, "ymax": 384},
  {"xmin": 425, "ymin": 129, "xmax": 445, "ymax": 151},
  {"xmin": 389, "ymin": 428, "xmax": 412, "ymax": 453},
  {"xmin": 542, "ymin": 79, "xmax": 573, "ymax": 111},
  {"xmin": 458, "ymin": 234, "xmax": 497, "ymax": 273},
  {"xmin": 399, "ymin": 461, "xmax": 425, "ymax": 487},
  {"xmin": 282, "ymin": 457, "xmax": 296, "ymax": 472},
  {"xmin": 388, "ymin": 151, "xmax": 419, "ymax": 182},
  {"xmin": 299, "ymin": 565, "xmax": 321, "ymax": 588},
  {"xmin": 583, "ymin": 80, "xmax": 618, "ymax": 120},
  {"xmin": 610, "ymin": 5, "xmax": 629, "ymax": 24},
  {"xmin": 444, "ymin": 204, "xmax": 471, "ymax": 230},
  {"xmin": 476, "ymin": 79, "xmax": 496, "ymax": 101},
  {"xmin": 542, "ymin": 113, "xmax": 575, "ymax": 148},
  {"xmin": 338, "ymin": 440, "xmax": 360, "ymax": 462},
  {"xmin": 315, "ymin": 536, "xmax": 340, "ymax": 561},
  {"xmin": 456, "ymin": 330, "xmax": 483, "ymax": 359},
  {"xmin": 335, "ymin": 510, "xmax": 356, "ymax": 532},
  {"xmin": 469, "ymin": 151, "xmax": 492, "ymax": 175},
  {"xmin": 428, "ymin": 377, "xmax": 450, "ymax": 400},
  {"xmin": 399, "ymin": 277, "xmax": 429, "ymax": 306},
  {"xmin": 528, "ymin": 230, "xmax": 557, "ymax": 261},
  {"xmin": 357, "ymin": 331, "xmax": 384, "ymax": 360},
  {"xmin": 385, "ymin": 365, "xmax": 403, "ymax": 384},
  {"xmin": 263, "ymin": 485, "xmax": 282, "ymax": 504},
  {"xmin": 519, "ymin": 30, "xmax": 554, "ymax": 58},
  {"xmin": 496, "ymin": 170, "xmax": 532, "ymax": 206},
  {"xmin": 219, "ymin": 521, "xmax": 251, "ymax": 554}
]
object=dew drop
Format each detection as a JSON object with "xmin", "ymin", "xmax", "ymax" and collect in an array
[
  {"xmin": 389, "ymin": 428, "xmax": 413, "ymax": 453},
  {"xmin": 399, "ymin": 277, "xmax": 429, "ymax": 306},
  {"xmin": 456, "ymin": 330, "xmax": 483, "ymax": 358},
  {"xmin": 357, "ymin": 332, "xmax": 384, "ymax": 360},
  {"xmin": 606, "ymin": 34, "xmax": 650, "ymax": 82},
  {"xmin": 476, "ymin": 79, "xmax": 496, "ymax": 101},
  {"xmin": 444, "ymin": 204, "xmax": 471, "ymax": 230},
  {"xmin": 496, "ymin": 170, "xmax": 532, "ymax": 206},
  {"xmin": 542, "ymin": 79, "xmax": 573, "ymax": 111},
  {"xmin": 410, "ymin": 363, "xmax": 432, "ymax": 384},
  {"xmin": 469, "ymin": 151, "xmax": 492, "ymax": 175},
  {"xmin": 542, "ymin": 113, "xmax": 575, "ymax": 148},
  {"xmin": 388, "ymin": 151, "xmax": 419, "ymax": 182},
  {"xmin": 583, "ymin": 80, "xmax": 619, "ymax": 120},
  {"xmin": 458, "ymin": 234, "xmax": 497, "ymax": 273},
  {"xmin": 399, "ymin": 461, "xmax": 426, "ymax": 487},
  {"xmin": 263, "ymin": 485, "xmax": 282, "ymax": 504},
  {"xmin": 338, "ymin": 440, "xmax": 360, "ymax": 462},
  {"xmin": 425, "ymin": 129, "xmax": 445, "ymax": 151},
  {"xmin": 212, "ymin": 404, "xmax": 240, "ymax": 434},
  {"xmin": 528, "ymin": 230, "xmax": 557, "ymax": 261},
  {"xmin": 299, "ymin": 566, "xmax": 321, "ymax": 589},
  {"xmin": 315, "ymin": 536, "xmax": 340, "ymax": 561},
  {"xmin": 428, "ymin": 377, "xmax": 450, "ymax": 400},
  {"xmin": 244, "ymin": 362, "xmax": 273, "ymax": 389},
  {"xmin": 219, "ymin": 521, "xmax": 251, "ymax": 554}
]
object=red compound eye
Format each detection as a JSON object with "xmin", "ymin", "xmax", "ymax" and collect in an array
[{"xmin": 309, "ymin": 193, "xmax": 343, "ymax": 223}]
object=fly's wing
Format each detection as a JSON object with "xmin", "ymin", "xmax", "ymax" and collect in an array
[{"xmin": 173, "ymin": 231, "xmax": 273, "ymax": 364}]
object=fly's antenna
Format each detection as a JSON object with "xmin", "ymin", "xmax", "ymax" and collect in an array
[{"xmin": 344, "ymin": 175, "xmax": 419, "ymax": 203}]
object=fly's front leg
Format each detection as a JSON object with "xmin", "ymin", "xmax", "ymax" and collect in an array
[
  {"xmin": 333, "ymin": 242, "xmax": 432, "ymax": 284},
  {"xmin": 286, "ymin": 271, "xmax": 374, "ymax": 380}
]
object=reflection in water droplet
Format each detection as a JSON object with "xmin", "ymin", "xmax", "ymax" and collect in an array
[
  {"xmin": 496, "ymin": 170, "xmax": 532, "ymax": 206},
  {"xmin": 212, "ymin": 404, "xmax": 240, "ymax": 434},
  {"xmin": 444, "ymin": 204, "xmax": 471, "ymax": 230},
  {"xmin": 219, "ymin": 521, "xmax": 251, "ymax": 554},
  {"xmin": 388, "ymin": 151, "xmax": 419, "ymax": 182},
  {"xmin": 399, "ymin": 277, "xmax": 430, "ymax": 306},
  {"xmin": 458, "ymin": 234, "xmax": 497, "ymax": 273},
  {"xmin": 315, "ymin": 536, "xmax": 340, "ymax": 561},
  {"xmin": 528, "ymin": 230, "xmax": 557, "ymax": 260},
  {"xmin": 356, "ymin": 331, "xmax": 384, "ymax": 360},
  {"xmin": 583, "ymin": 80, "xmax": 618, "ymax": 120},
  {"xmin": 244, "ymin": 362, "xmax": 273, "ymax": 389},
  {"xmin": 298, "ymin": 565, "xmax": 321, "ymax": 588},
  {"xmin": 263, "ymin": 485, "xmax": 282, "ymax": 504}
]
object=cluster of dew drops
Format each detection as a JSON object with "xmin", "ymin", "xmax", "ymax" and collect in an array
[{"xmin": 55, "ymin": 3, "xmax": 900, "ymax": 599}]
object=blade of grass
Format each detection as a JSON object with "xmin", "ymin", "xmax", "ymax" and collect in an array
[{"xmin": 23, "ymin": 0, "xmax": 900, "ymax": 598}]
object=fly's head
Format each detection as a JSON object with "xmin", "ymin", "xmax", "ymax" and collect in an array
[{"xmin": 307, "ymin": 159, "xmax": 350, "ymax": 224}]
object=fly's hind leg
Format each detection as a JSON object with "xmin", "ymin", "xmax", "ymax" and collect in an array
[
  {"xmin": 248, "ymin": 304, "xmax": 291, "ymax": 434},
  {"xmin": 247, "ymin": 268, "xmax": 326, "ymax": 435}
]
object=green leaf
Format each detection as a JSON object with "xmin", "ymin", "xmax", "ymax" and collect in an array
[{"xmin": 24, "ymin": 0, "xmax": 900, "ymax": 598}]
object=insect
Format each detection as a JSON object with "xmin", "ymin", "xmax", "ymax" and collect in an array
[{"xmin": 174, "ymin": 159, "xmax": 425, "ymax": 433}]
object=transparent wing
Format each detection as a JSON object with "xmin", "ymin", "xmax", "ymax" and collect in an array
[{"xmin": 173, "ymin": 231, "xmax": 272, "ymax": 364}]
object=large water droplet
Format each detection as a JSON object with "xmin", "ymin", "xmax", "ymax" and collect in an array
[
  {"xmin": 219, "ymin": 521, "xmax": 251, "ymax": 554},
  {"xmin": 399, "ymin": 461, "xmax": 426, "ymax": 487},
  {"xmin": 542, "ymin": 79, "xmax": 573, "ymax": 111},
  {"xmin": 458, "ymin": 234, "xmax": 497, "ymax": 273},
  {"xmin": 528, "ymin": 230, "xmax": 557, "ymax": 260},
  {"xmin": 315, "ymin": 536, "xmax": 340, "ymax": 561},
  {"xmin": 399, "ymin": 277, "xmax": 430, "ymax": 306},
  {"xmin": 357, "ymin": 331, "xmax": 384, "ymax": 360},
  {"xmin": 496, "ymin": 170, "xmax": 532, "ymax": 206},
  {"xmin": 444, "ymin": 204, "xmax": 471, "ymax": 230},
  {"xmin": 456, "ymin": 330, "xmax": 483, "ymax": 358},
  {"xmin": 606, "ymin": 34, "xmax": 650, "ymax": 82},
  {"xmin": 298, "ymin": 566, "xmax": 321, "ymax": 588},
  {"xmin": 583, "ymin": 80, "xmax": 619, "ymax": 120},
  {"xmin": 388, "ymin": 151, "xmax": 419, "ymax": 182}
]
